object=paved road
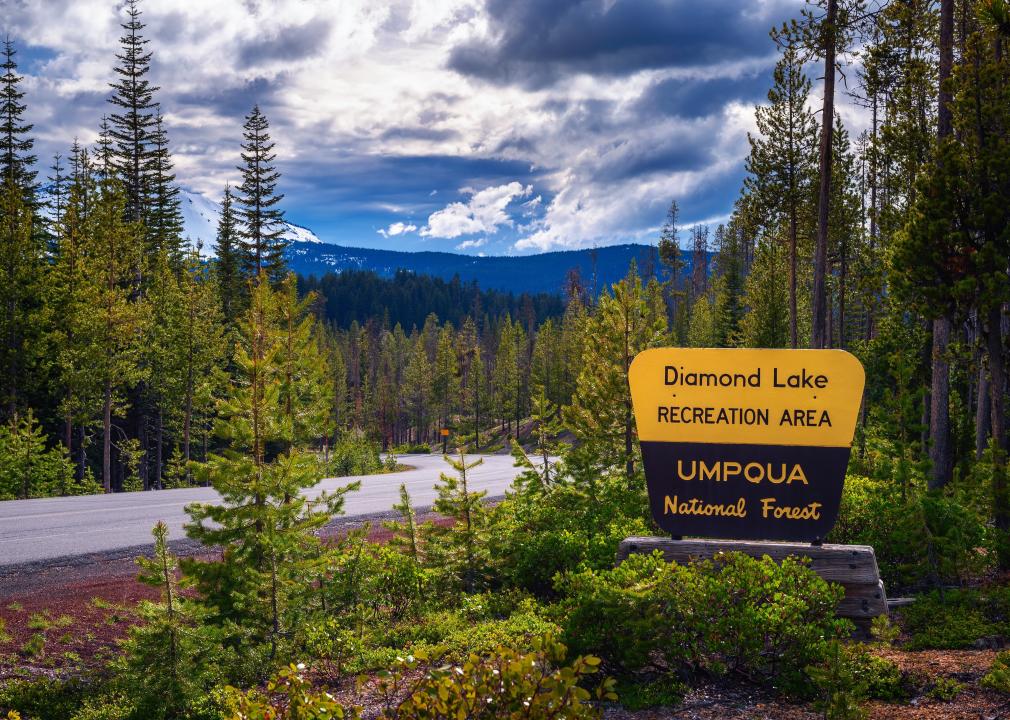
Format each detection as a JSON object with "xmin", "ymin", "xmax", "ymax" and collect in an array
[{"xmin": 0, "ymin": 454, "xmax": 521, "ymax": 567}]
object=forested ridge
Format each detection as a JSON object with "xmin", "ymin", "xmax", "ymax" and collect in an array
[{"xmin": 4, "ymin": 0, "xmax": 1010, "ymax": 717}]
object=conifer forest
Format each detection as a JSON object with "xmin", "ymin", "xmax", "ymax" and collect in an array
[{"xmin": 3, "ymin": 0, "xmax": 1010, "ymax": 717}]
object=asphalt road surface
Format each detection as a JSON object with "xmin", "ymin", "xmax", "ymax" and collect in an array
[{"xmin": 0, "ymin": 454, "xmax": 522, "ymax": 567}]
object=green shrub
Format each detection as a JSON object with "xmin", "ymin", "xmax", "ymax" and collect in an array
[
  {"xmin": 327, "ymin": 431, "xmax": 383, "ymax": 476},
  {"xmin": 492, "ymin": 476, "xmax": 650, "ymax": 597},
  {"xmin": 828, "ymin": 475, "xmax": 989, "ymax": 591},
  {"xmin": 21, "ymin": 633, "xmax": 45, "ymax": 659},
  {"xmin": 982, "ymin": 650, "xmax": 1010, "ymax": 693},
  {"xmin": 225, "ymin": 636, "xmax": 614, "ymax": 719},
  {"xmin": 419, "ymin": 606, "xmax": 561, "ymax": 662},
  {"xmin": 615, "ymin": 676, "xmax": 686, "ymax": 710},
  {"xmin": 0, "ymin": 678, "xmax": 96, "ymax": 720},
  {"xmin": 928, "ymin": 676, "xmax": 964, "ymax": 701},
  {"xmin": 557, "ymin": 551, "xmax": 849, "ymax": 691},
  {"xmin": 901, "ymin": 589, "xmax": 997, "ymax": 649},
  {"xmin": 846, "ymin": 647, "xmax": 908, "ymax": 702},
  {"xmin": 806, "ymin": 641, "xmax": 867, "ymax": 720}
]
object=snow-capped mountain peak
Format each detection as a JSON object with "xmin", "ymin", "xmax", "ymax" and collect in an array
[{"xmin": 180, "ymin": 188, "xmax": 322, "ymax": 254}]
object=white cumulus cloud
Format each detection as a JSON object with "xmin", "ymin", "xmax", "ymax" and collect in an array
[
  {"xmin": 455, "ymin": 237, "xmax": 486, "ymax": 250},
  {"xmin": 378, "ymin": 221, "xmax": 418, "ymax": 237},
  {"xmin": 421, "ymin": 181, "xmax": 531, "ymax": 239}
]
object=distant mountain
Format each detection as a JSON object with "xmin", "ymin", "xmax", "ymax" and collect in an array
[
  {"xmin": 285, "ymin": 242, "xmax": 700, "ymax": 296},
  {"xmin": 180, "ymin": 189, "xmax": 699, "ymax": 295},
  {"xmin": 180, "ymin": 188, "xmax": 321, "ymax": 251}
]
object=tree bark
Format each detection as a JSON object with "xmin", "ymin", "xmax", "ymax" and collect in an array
[
  {"xmin": 155, "ymin": 409, "xmax": 163, "ymax": 490},
  {"xmin": 789, "ymin": 207, "xmax": 798, "ymax": 348},
  {"xmin": 929, "ymin": 0, "xmax": 955, "ymax": 490},
  {"xmin": 103, "ymin": 380, "xmax": 112, "ymax": 493},
  {"xmin": 928, "ymin": 317, "xmax": 953, "ymax": 489},
  {"xmin": 977, "ymin": 360, "xmax": 991, "ymax": 460},
  {"xmin": 812, "ymin": 0, "xmax": 837, "ymax": 349},
  {"xmin": 987, "ymin": 306, "xmax": 1009, "ymax": 564}
]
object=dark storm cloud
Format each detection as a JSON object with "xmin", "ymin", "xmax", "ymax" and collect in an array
[
  {"xmin": 448, "ymin": 0, "xmax": 793, "ymax": 88},
  {"xmin": 175, "ymin": 77, "xmax": 281, "ymax": 117},
  {"xmin": 601, "ymin": 137, "xmax": 714, "ymax": 182},
  {"xmin": 237, "ymin": 19, "xmax": 332, "ymax": 66},
  {"xmin": 637, "ymin": 74, "xmax": 772, "ymax": 119},
  {"xmin": 380, "ymin": 126, "xmax": 461, "ymax": 142}
]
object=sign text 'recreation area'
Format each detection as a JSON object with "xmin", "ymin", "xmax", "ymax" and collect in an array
[{"xmin": 629, "ymin": 348, "xmax": 865, "ymax": 542}]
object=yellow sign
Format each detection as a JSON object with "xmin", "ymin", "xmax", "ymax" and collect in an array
[
  {"xmin": 629, "ymin": 348, "xmax": 865, "ymax": 542},
  {"xmin": 629, "ymin": 348, "xmax": 865, "ymax": 448}
]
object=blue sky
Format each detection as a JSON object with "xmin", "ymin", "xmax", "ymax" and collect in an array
[{"xmin": 8, "ymin": 0, "xmax": 814, "ymax": 255}]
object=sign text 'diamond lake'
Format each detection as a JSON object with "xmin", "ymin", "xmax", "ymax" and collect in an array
[{"xmin": 629, "ymin": 348, "xmax": 865, "ymax": 542}]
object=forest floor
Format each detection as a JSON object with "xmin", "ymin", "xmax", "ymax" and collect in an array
[{"xmin": 3, "ymin": 523, "xmax": 1009, "ymax": 717}]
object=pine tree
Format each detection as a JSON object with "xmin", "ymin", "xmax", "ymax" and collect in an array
[
  {"xmin": 146, "ymin": 109, "xmax": 184, "ymax": 264},
  {"xmin": 740, "ymin": 236, "xmax": 791, "ymax": 347},
  {"xmin": 712, "ymin": 223, "xmax": 746, "ymax": 346},
  {"xmin": 512, "ymin": 384, "xmax": 565, "ymax": 490},
  {"xmin": 107, "ymin": 0, "xmax": 159, "ymax": 225},
  {"xmin": 82, "ymin": 179, "xmax": 148, "ymax": 492},
  {"xmin": 235, "ymin": 105, "xmax": 287, "ymax": 284},
  {"xmin": 144, "ymin": 251, "xmax": 188, "ymax": 489},
  {"xmin": 564, "ymin": 264, "xmax": 667, "ymax": 484},
  {"xmin": 275, "ymin": 274, "xmax": 331, "ymax": 450},
  {"xmin": 215, "ymin": 185, "xmax": 243, "ymax": 326},
  {"xmin": 48, "ymin": 154, "xmax": 67, "ymax": 240},
  {"xmin": 403, "ymin": 335, "xmax": 432, "ymax": 444},
  {"xmin": 0, "ymin": 38, "xmax": 37, "ymax": 203},
  {"xmin": 744, "ymin": 42, "xmax": 818, "ymax": 348},
  {"xmin": 119, "ymin": 522, "xmax": 224, "ymax": 718},
  {"xmin": 493, "ymin": 316, "xmax": 519, "ymax": 436},
  {"xmin": 657, "ymin": 199, "xmax": 685, "ymax": 326},
  {"xmin": 384, "ymin": 483, "xmax": 423, "ymax": 567},
  {"xmin": 423, "ymin": 450, "xmax": 487, "ymax": 593},
  {"xmin": 432, "ymin": 323, "xmax": 460, "ymax": 442},
  {"xmin": 184, "ymin": 280, "xmax": 357, "ymax": 664},
  {"xmin": 0, "ymin": 177, "xmax": 44, "ymax": 419},
  {"xmin": 0, "ymin": 408, "xmax": 76, "ymax": 500}
]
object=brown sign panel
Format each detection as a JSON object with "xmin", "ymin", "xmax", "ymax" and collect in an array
[{"xmin": 629, "ymin": 349, "xmax": 865, "ymax": 542}]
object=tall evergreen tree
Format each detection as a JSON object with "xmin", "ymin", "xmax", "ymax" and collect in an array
[
  {"xmin": 107, "ymin": 0, "xmax": 159, "ymax": 225},
  {"xmin": 0, "ymin": 38, "xmax": 37, "ymax": 202},
  {"xmin": 146, "ymin": 110, "xmax": 184, "ymax": 264},
  {"xmin": 214, "ymin": 185, "xmax": 242, "ymax": 325},
  {"xmin": 564, "ymin": 264, "xmax": 667, "ymax": 484},
  {"xmin": 744, "ymin": 43, "xmax": 818, "ymax": 348},
  {"xmin": 0, "ymin": 177, "xmax": 41, "ymax": 419},
  {"xmin": 235, "ymin": 105, "xmax": 287, "ymax": 284},
  {"xmin": 184, "ymin": 279, "xmax": 356, "ymax": 664}
]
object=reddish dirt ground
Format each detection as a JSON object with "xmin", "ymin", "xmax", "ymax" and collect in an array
[{"xmin": 0, "ymin": 511, "xmax": 452, "ymax": 682}]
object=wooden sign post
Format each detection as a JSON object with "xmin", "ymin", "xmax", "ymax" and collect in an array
[{"xmin": 622, "ymin": 348, "xmax": 886, "ymax": 627}]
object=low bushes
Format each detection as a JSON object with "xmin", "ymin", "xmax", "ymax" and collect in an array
[
  {"xmin": 828, "ymin": 475, "xmax": 990, "ymax": 591},
  {"xmin": 226, "ymin": 636, "xmax": 615, "ymax": 720},
  {"xmin": 556, "ymin": 551, "xmax": 849, "ymax": 692},
  {"xmin": 899, "ymin": 587, "xmax": 1010, "ymax": 649},
  {"xmin": 327, "ymin": 431, "xmax": 383, "ymax": 476}
]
